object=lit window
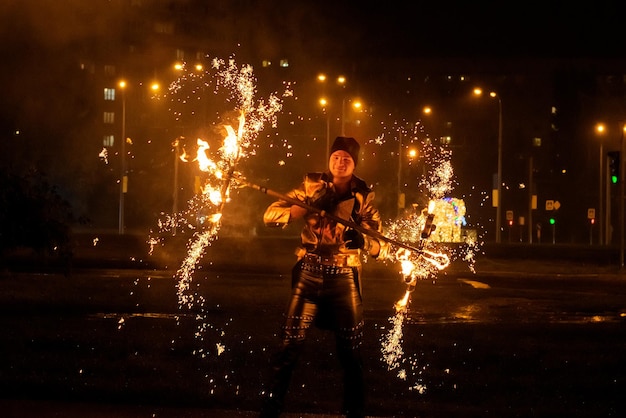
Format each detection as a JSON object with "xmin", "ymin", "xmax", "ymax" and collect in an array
[
  {"xmin": 103, "ymin": 135, "xmax": 115, "ymax": 147},
  {"xmin": 176, "ymin": 48, "xmax": 185, "ymax": 60},
  {"xmin": 262, "ymin": 60, "xmax": 272, "ymax": 67},
  {"xmin": 155, "ymin": 22, "xmax": 174, "ymax": 34},
  {"xmin": 104, "ymin": 112, "xmax": 115, "ymax": 124},
  {"xmin": 533, "ymin": 137, "xmax": 542, "ymax": 147},
  {"xmin": 279, "ymin": 59, "xmax": 289, "ymax": 68},
  {"xmin": 104, "ymin": 88, "xmax": 115, "ymax": 101},
  {"xmin": 104, "ymin": 65, "xmax": 116, "ymax": 76}
]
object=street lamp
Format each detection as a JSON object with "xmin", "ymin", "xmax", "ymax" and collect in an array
[
  {"xmin": 474, "ymin": 88, "xmax": 503, "ymax": 243},
  {"xmin": 317, "ymin": 73, "xmax": 351, "ymax": 135},
  {"xmin": 116, "ymin": 80, "xmax": 160, "ymax": 235},
  {"xmin": 595, "ymin": 123, "xmax": 606, "ymax": 245},
  {"xmin": 396, "ymin": 130, "xmax": 419, "ymax": 218},
  {"xmin": 118, "ymin": 80, "xmax": 127, "ymax": 235},
  {"xmin": 172, "ymin": 136, "xmax": 184, "ymax": 236},
  {"xmin": 618, "ymin": 121, "xmax": 626, "ymax": 269}
]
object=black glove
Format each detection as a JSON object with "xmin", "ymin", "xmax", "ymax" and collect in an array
[
  {"xmin": 312, "ymin": 193, "xmax": 335, "ymax": 212},
  {"xmin": 343, "ymin": 228, "xmax": 365, "ymax": 249}
]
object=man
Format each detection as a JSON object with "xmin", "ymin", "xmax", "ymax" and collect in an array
[{"xmin": 260, "ymin": 136, "xmax": 389, "ymax": 417}]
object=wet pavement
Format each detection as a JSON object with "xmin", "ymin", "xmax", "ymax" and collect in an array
[{"xmin": 1, "ymin": 233, "xmax": 625, "ymax": 417}]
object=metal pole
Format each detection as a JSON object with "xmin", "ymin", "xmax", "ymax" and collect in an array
[
  {"xmin": 496, "ymin": 96, "xmax": 503, "ymax": 243},
  {"xmin": 172, "ymin": 138, "xmax": 180, "ymax": 236},
  {"xmin": 341, "ymin": 97, "xmax": 346, "ymax": 136},
  {"xmin": 241, "ymin": 178, "xmax": 446, "ymax": 260},
  {"xmin": 397, "ymin": 132, "xmax": 403, "ymax": 218},
  {"xmin": 118, "ymin": 89, "xmax": 126, "ymax": 235},
  {"xmin": 606, "ymin": 153, "xmax": 611, "ymax": 246},
  {"xmin": 618, "ymin": 122, "xmax": 626, "ymax": 269},
  {"xmin": 599, "ymin": 141, "xmax": 604, "ymax": 245},
  {"xmin": 325, "ymin": 113, "xmax": 330, "ymax": 164},
  {"xmin": 528, "ymin": 156, "xmax": 533, "ymax": 244}
]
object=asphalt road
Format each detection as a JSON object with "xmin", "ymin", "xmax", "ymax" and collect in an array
[{"xmin": 1, "ymin": 252, "xmax": 625, "ymax": 417}]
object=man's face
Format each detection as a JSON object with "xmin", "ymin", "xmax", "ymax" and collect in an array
[{"xmin": 329, "ymin": 150, "xmax": 355, "ymax": 179}]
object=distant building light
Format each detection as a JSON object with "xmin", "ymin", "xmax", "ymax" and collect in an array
[
  {"xmin": 103, "ymin": 135, "xmax": 114, "ymax": 147},
  {"xmin": 104, "ymin": 88, "xmax": 115, "ymax": 101},
  {"xmin": 262, "ymin": 60, "xmax": 272, "ymax": 67},
  {"xmin": 279, "ymin": 59, "xmax": 289, "ymax": 67},
  {"xmin": 104, "ymin": 112, "xmax": 115, "ymax": 124},
  {"xmin": 533, "ymin": 137, "xmax": 542, "ymax": 147},
  {"xmin": 104, "ymin": 65, "xmax": 116, "ymax": 76}
]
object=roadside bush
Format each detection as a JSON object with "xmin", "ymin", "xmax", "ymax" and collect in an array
[{"xmin": 0, "ymin": 168, "xmax": 76, "ymax": 268}]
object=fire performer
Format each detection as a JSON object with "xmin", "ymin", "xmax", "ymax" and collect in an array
[{"xmin": 260, "ymin": 136, "xmax": 389, "ymax": 418}]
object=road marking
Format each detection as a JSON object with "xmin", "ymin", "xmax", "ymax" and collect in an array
[{"xmin": 458, "ymin": 278, "xmax": 490, "ymax": 289}]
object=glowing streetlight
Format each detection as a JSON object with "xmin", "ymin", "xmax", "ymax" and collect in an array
[
  {"xmin": 317, "ymin": 73, "xmax": 353, "ymax": 136},
  {"xmin": 474, "ymin": 87, "xmax": 503, "ymax": 243},
  {"xmin": 116, "ymin": 80, "xmax": 160, "ymax": 234}
]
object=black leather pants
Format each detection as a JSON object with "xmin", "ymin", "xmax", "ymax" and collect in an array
[{"xmin": 260, "ymin": 261, "xmax": 365, "ymax": 418}]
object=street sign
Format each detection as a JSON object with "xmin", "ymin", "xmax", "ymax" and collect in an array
[
  {"xmin": 553, "ymin": 201, "xmax": 561, "ymax": 210},
  {"xmin": 506, "ymin": 210, "xmax": 514, "ymax": 221},
  {"xmin": 587, "ymin": 208, "xmax": 596, "ymax": 219},
  {"xmin": 545, "ymin": 200, "xmax": 554, "ymax": 210}
]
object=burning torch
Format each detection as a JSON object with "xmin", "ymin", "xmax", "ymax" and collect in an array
[{"xmin": 394, "ymin": 201, "xmax": 439, "ymax": 312}]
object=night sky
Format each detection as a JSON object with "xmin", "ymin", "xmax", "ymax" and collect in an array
[{"xmin": 2, "ymin": 0, "xmax": 626, "ymax": 240}]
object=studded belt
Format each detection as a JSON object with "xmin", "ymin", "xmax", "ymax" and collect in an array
[
  {"xmin": 303, "ymin": 253, "xmax": 360, "ymax": 267},
  {"xmin": 301, "ymin": 262, "xmax": 354, "ymax": 275}
]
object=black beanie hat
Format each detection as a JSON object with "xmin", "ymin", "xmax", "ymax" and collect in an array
[{"xmin": 330, "ymin": 136, "xmax": 360, "ymax": 166}]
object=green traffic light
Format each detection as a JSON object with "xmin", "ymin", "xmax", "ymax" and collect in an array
[
  {"xmin": 549, "ymin": 218, "xmax": 555, "ymax": 225},
  {"xmin": 611, "ymin": 175, "xmax": 618, "ymax": 184}
]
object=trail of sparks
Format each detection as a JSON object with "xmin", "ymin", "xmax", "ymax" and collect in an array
[
  {"xmin": 379, "ymin": 135, "xmax": 479, "ymax": 394},
  {"xmin": 148, "ymin": 57, "xmax": 285, "ymax": 369}
]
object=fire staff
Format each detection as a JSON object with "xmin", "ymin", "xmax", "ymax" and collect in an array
[{"xmin": 259, "ymin": 136, "xmax": 389, "ymax": 418}]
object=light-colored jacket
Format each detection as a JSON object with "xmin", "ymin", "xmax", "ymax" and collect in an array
[{"xmin": 263, "ymin": 172, "xmax": 389, "ymax": 260}]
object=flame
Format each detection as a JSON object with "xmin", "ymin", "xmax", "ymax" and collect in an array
[
  {"xmin": 196, "ymin": 139, "xmax": 217, "ymax": 173},
  {"xmin": 394, "ymin": 290, "xmax": 412, "ymax": 312},
  {"xmin": 147, "ymin": 57, "xmax": 287, "ymax": 386},
  {"xmin": 400, "ymin": 259, "xmax": 414, "ymax": 277},
  {"xmin": 427, "ymin": 200, "xmax": 436, "ymax": 213}
]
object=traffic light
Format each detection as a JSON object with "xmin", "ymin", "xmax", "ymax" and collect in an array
[
  {"xmin": 608, "ymin": 151, "xmax": 620, "ymax": 184},
  {"xmin": 549, "ymin": 217, "xmax": 556, "ymax": 225}
]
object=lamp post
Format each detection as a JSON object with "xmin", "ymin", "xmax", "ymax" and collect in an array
[
  {"xmin": 495, "ymin": 93, "xmax": 503, "ymax": 244},
  {"xmin": 474, "ymin": 88, "xmax": 503, "ymax": 243},
  {"xmin": 619, "ymin": 122, "xmax": 626, "ymax": 269},
  {"xmin": 118, "ymin": 80, "xmax": 127, "ymax": 235},
  {"xmin": 172, "ymin": 137, "xmax": 183, "ymax": 236},
  {"xmin": 317, "ymin": 73, "xmax": 349, "ymax": 136},
  {"xmin": 397, "ymin": 131, "xmax": 403, "ymax": 218},
  {"xmin": 595, "ymin": 123, "xmax": 605, "ymax": 245}
]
